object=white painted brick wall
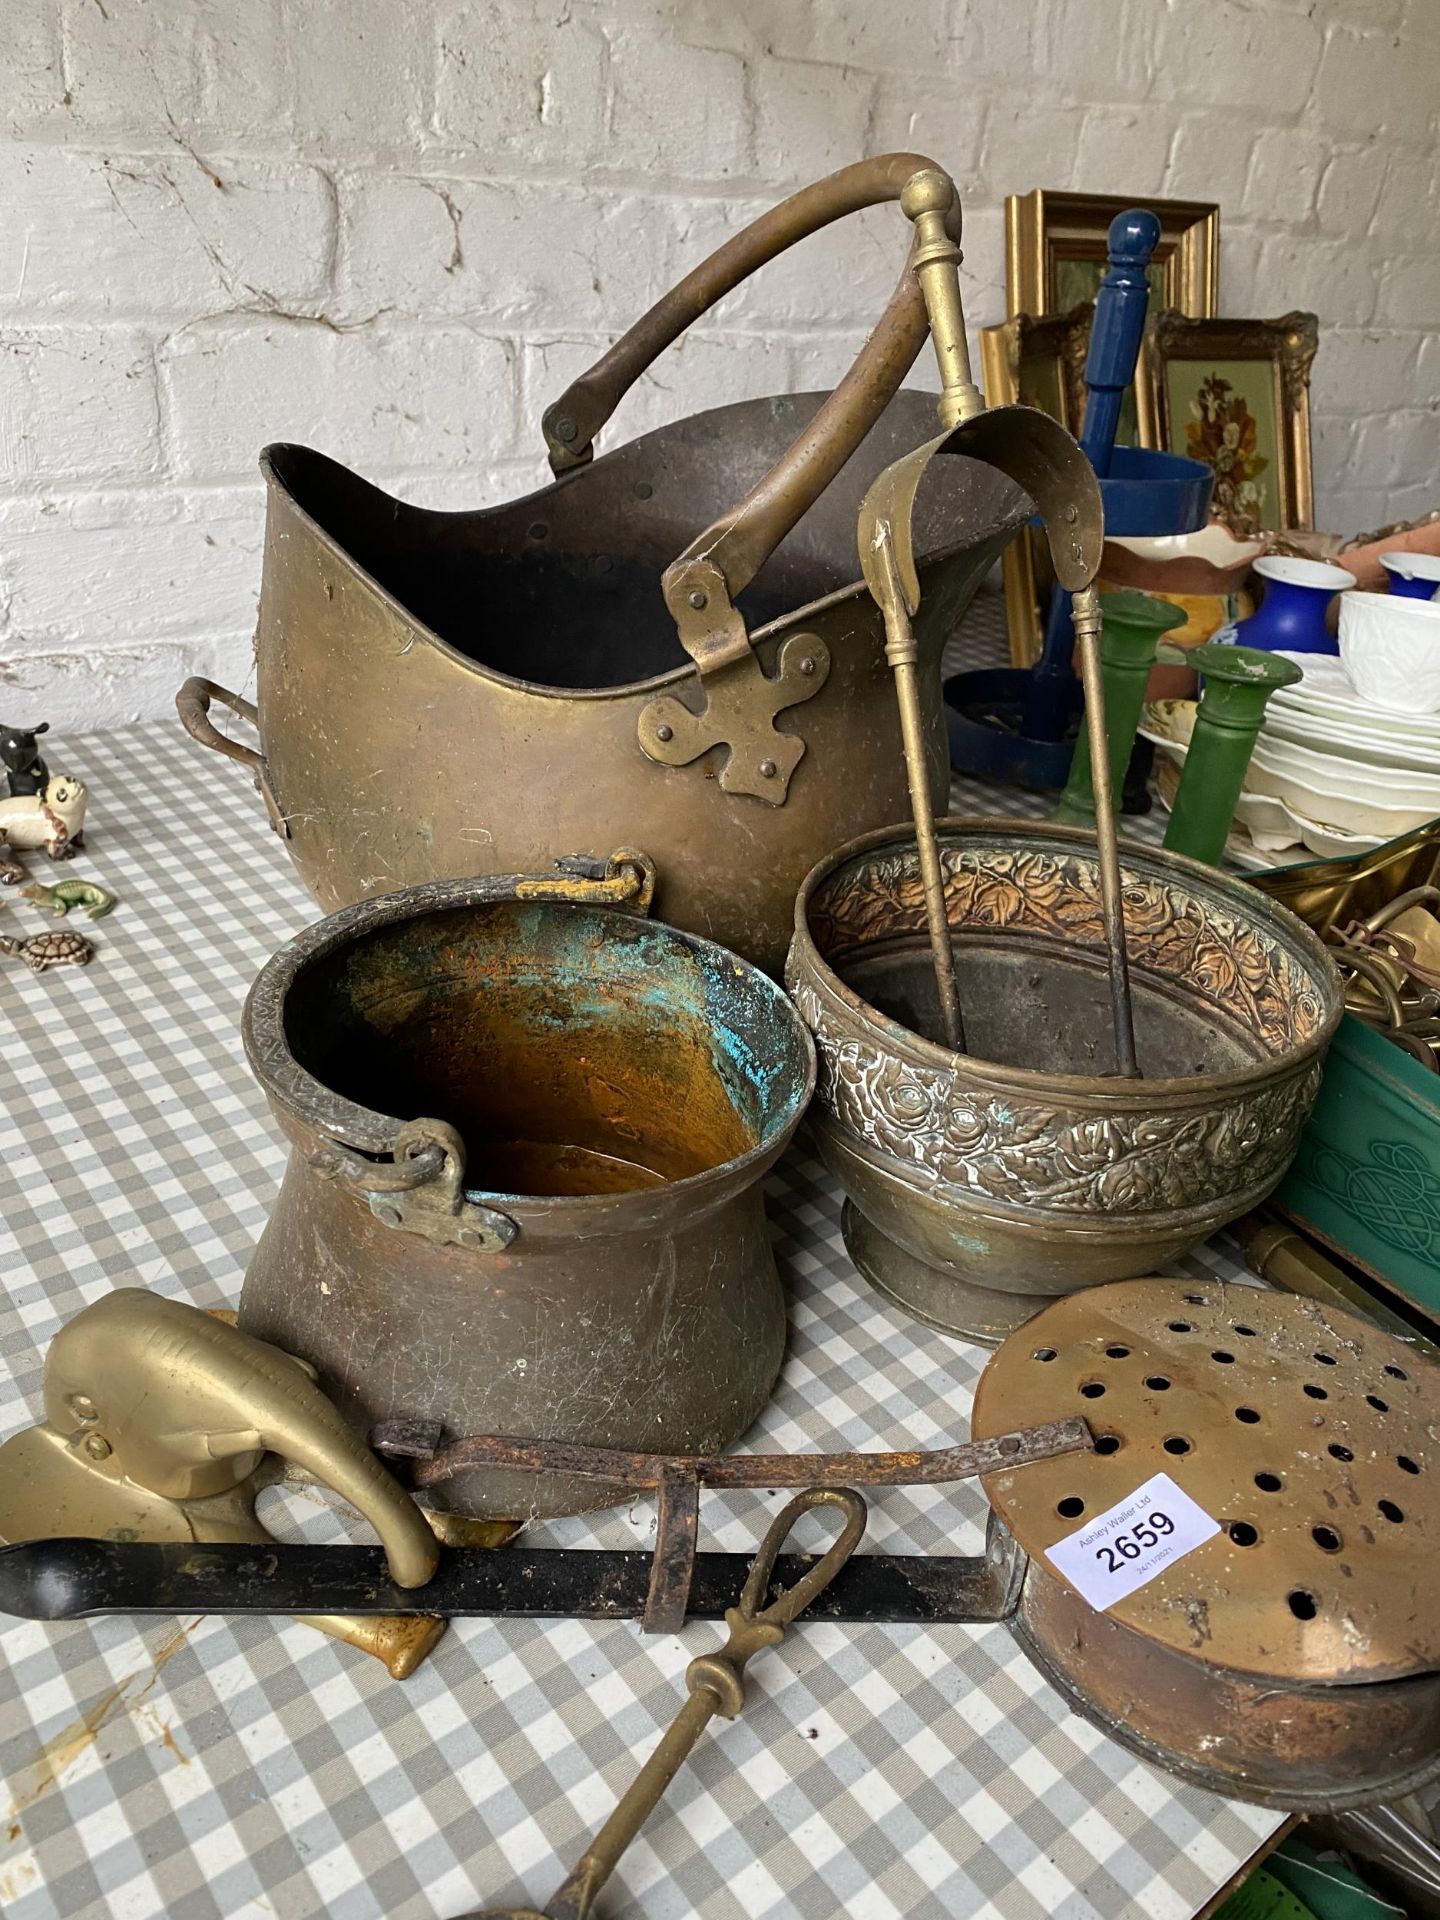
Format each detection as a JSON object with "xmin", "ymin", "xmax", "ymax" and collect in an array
[{"xmin": 0, "ymin": 0, "xmax": 1435, "ymax": 726}]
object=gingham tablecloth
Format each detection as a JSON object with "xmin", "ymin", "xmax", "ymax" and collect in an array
[{"xmin": 0, "ymin": 599, "xmax": 1280, "ymax": 1920}]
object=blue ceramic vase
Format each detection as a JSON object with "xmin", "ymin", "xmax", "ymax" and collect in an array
[
  {"xmin": 1227, "ymin": 556, "xmax": 1355, "ymax": 655},
  {"xmin": 1380, "ymin": 552, "xmax": 1440, "ymax": 601}
]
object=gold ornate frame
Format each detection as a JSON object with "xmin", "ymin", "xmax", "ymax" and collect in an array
[
  {"xmin": 1144, "ymin": 311, "xmax": 1318, "ymax": 532},
  {"xmin": 1005, "ymin": 190, "xmax": 1220, "ymax": 319},
  {"xmin": 981, "ymin": 305, "xmax": 1099, "ymax": 665}
]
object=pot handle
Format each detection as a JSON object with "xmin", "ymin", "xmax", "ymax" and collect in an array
[
  {"xmin": 542, "ymin": 156, "xmax": 981, "ymax": 663},
  {"xmin": 175, "ymin": 676, "xmax": 288, "ymax": 838}
]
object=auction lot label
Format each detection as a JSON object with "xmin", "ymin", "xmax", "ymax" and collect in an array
[{"xmin": 1044, "ymin": 1471, "xmax": 1220, "ymax": 1610}]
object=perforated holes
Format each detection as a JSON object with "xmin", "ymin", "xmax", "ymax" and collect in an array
[
  {"xmin": 1229, "ymin": 1521, "xmax": 1259, "ymax": 1546},
  {"xmin": 1093, "ymin": 1434, "xmax": 1121, "ymax": 1455},
  {"xmin": 1057, "ymin": 1496, "xmax": 1085, "ymax": 1519},
  {"xmin": 1255, "ymin": 1471, "xmax": 1283, "ymax": 1492},
  {"xmin": 1378, "ymin": 1499, "xmax": 1404, "ymax": 1523},
  {"xmin": 1033, "ymin": 1348, "xmax": 1057, "ymax": 1362},
  {"xmin": 1168, "ymin": 1320, "xmax": 1192, "ymax": 1333},
  {"xmin": 1079, "ymin": 1381, "xmax": 1106, "ymax": 1399},
  {"xmin": 1313, "ymin": 1351, "xmax": 1337, "ymax": 1366},
  {"xmin": 1235, "ymin": 1407, "xmax": 1261, "ymax": 1425},
  {"xmin": 1104, "ymin": 1345, "xmax": 1130, "ymax": 1359},
  {"xmin": 1397, "ymin": 1456, "xmax": 1420, "ymax": 1475},
  {"xmin": 1212, "ymin": 1350, "xmax": 1235, "ymax": 1365},
  {"xmin": 1384, "ymin": 1364, "xmax": 1408, "ymax": 1380},
  {"xmin": 1233, "ymin": 1324, "xmax": 1257, "ymax": 1337},
  {"xmin": 1145, "ymin": 1375, "xmax": 1171, "ymax": 1392},
  {"xmin": 1163, "ymin": 1435, "xmax": 1191, "ymax": 1456},
  {"xmin": 1303, "ymin": 1383, "xmax": 1328, "ymax": 1400},
  {"xmin": 1367, "ymin": 1394, "xmax": 1389, "ymax": 1413},
  {"xmin": 1312, "ymin": 1525, "xmax": 1342, "ymax": 1552},
  {"xmin": 1288, "ymin": 1590, "xmax": 1318, "ymax": 1621},
  {"xmin": 1183, "ymin": 1293, "xmax": 1207, "ymax": 1306}
]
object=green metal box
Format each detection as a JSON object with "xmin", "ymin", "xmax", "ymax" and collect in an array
[{"xmin": 1275, "ymin": 1012, "xmax": 1440, "ymax": 1321}]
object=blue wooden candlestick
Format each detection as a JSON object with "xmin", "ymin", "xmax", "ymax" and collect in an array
[{"xmin": 1021, "ymin": 209, "xmax": 1160, "ymax": 744}]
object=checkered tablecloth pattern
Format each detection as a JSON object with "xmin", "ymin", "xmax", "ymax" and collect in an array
[{"xmin": 0, "ymin": 597, "xmax": 1279, "ymax": 1920}]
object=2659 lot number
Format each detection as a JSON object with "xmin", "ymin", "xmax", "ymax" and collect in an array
[{"xmin": 1094, "ymin": 1510, "xmax": 1175, "ymax": 1574}]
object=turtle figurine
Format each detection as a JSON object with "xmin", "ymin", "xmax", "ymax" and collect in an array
[{"xmin": 0, "ymin": 929, "xmax": 93, "ymax": 972}]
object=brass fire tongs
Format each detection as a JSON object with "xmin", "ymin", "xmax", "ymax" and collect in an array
[
  {"xmin": 461, "ymin": 1488, "xmax": 866, "ymax": 1920},
  {"xmin": 864, "ymin": 170, "xmax": 1136, "ymax": 1075}
]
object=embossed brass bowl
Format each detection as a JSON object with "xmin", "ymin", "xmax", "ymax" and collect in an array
[{"xmin": 787, "ymin": 819, "xmax": 1343, "ymax": 1340}]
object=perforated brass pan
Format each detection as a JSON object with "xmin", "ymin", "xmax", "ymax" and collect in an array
[{"xmin": 972, "ymin": 1279, "xmax": 1440, "ymax": 1809}]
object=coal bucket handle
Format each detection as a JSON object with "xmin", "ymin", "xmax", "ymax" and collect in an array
[
  {"xmin": 542, "ymin": 156, "xmax": 967, "ymax": 652},
  {"xmin": 175, "ymin": 677, "xmax": 288, "ymax": 838}
]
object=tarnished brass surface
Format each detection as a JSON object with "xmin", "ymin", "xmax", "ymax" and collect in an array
[
  {"xmin": 972, "ymin": 1280, "xmax": 1440, "ymax": 1807},
  {"xmin": 240, "ymin": 870, "xmax": 815, "ymax": 1518},
  {"xmin": 0, "ymin": 1291, "xmax": 445, "ymax": 1677},
  {"xmin": 855, "ymin": 401, "xmax": 1109, "ymax": 1062},
  {"xmin": 178, "ymin": 157, "xmax": 1034, "ymax": 971},
  {"xmin": 1250, "ymin": 818, "xmax": 1440, "ymax": 940},
  {"xmin": 1234, "ymin": 1210, "xmax": 1440, "ymax": 1358},
  {"xmin": 786, "ymin": 820, "xmax": 1344, "ymax": 1335},
  {"xmin": 899, "ymin": 168, "xmax": 985, "ymax": 425},
  {"xmin": 976, "ymin": 1280, "xmax": 1437, "ymax": 1680}
]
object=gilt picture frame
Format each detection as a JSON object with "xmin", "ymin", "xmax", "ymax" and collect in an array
[
  {"xmin": 1005, "ymin": 190, "xmax": 1220, "ymax": 320},
  {"xmin": 1145, "ymin": 311, "xmax": 1318, "ymax": 533},
  {"xmin": 994, "ymin": 193, "xmax": 1219, "ymax": 665},
  {"xmin": 981, "ymin": 304, "xmax": 1098, "ymax": 665}
]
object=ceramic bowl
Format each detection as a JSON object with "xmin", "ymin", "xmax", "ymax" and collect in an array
[{"xmin": 1338, "ymin": 590, "xmax": 1440, "ymax": 713}]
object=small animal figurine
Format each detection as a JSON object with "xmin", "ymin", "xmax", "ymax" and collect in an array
[
  {"xmin": 0, "ymin": 929, "xmax": 93, "ymax": 971},
  {"xmin": 20, "ymin": 877, "xmax": 116, "ymax": 920},
  {"xmin": 0, "ymin": 721, "xmax": 50, "ymax": 797},
  {"xmin": 0, "ymin": 775, "xmax": 87, "ymax": 881}
]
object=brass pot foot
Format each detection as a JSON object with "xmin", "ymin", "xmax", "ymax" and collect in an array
[{"xmin": 840, "ymin": 1202, "xmax": 1061, "ymax": 1345}]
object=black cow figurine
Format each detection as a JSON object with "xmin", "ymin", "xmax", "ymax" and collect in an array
[{"xmin": 0, "ymin": 722, "xmax": 50, "ymax": 798}]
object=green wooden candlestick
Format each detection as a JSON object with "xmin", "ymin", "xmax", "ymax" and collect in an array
[
  {"xmin": 1162, "ymin": 643, "xmax": 1304, "ymax": 866},
  {"xmin": 1054, "ymin": 590, "xmax": 1188, "ymax": 825}
]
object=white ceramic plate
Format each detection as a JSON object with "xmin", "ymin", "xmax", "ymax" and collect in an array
[
  {"xmin": 1261, "ymin": 707, "xmax": 1440, "ymax": 774},
  {"xmin": 1250, "ymin": 734, "xmax": 1440, "ymax": 809},
  {"xmin": 1244, "ymin": 755, "xmax": 1440, "ymax": 838}
]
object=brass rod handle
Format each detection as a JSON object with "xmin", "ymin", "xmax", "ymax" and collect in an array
[
  {"xmin": 175, "ymin": 676, "xmax": 263, "ymax": 774},
  {"xmin": 900, "ymin": 167, "xmax": 985, "ymax": 426},
  {"xmin": 175, "ymin": 677, "xmax": 287, "ymax": 837},
  {"xmin": 544, "ymin": 156, "xmax": 968, "ymax": 670},
  {"xmin": 462, "ymin": 1490, "xmax": 867, "ymax": 1920},
  {"xmin": 1071, "ymin": 586, "xmax": 1140, "ymax": 1077},
  {"xmin": 871, "ymin": 520, "xmax": 966, "ymax": 1052},
  {"xmin": 542, "ymin": 154, "xmax": 951, "ymax": 473}
]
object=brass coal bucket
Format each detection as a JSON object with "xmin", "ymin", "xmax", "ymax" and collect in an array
[
  {"xmin": 176, "ymin": 156, "xmax": 1029, "ymax": 972},
  {"xmin": 237, "ymin": 856, "xmax": 814, "ymax": 1519}
]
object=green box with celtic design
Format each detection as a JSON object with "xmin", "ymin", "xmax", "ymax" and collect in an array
[{"xmin": 1275, "ymin": 1012, "xmax": 1440, "ymax": 1319}]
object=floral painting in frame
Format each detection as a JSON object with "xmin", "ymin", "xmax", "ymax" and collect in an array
[{"xmin": 1147, "ymin": 312, "xmax": 1318, "ymax": 534}]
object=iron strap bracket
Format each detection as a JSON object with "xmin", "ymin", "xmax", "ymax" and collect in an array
[
  {"xmin": 637, "ymin": 561, "xmax": 830, "ymax": 806},
  {"xmin": 374, "ymin": 1416, "xmax": 1089, "ymax": 1633}
]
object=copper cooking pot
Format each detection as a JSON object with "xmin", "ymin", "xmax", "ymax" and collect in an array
[{"xmin": 176, "ymin": 156, "xmax": 1029, "ymax": 972}]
